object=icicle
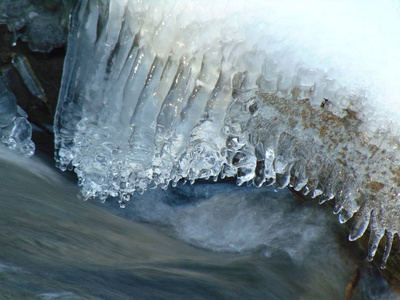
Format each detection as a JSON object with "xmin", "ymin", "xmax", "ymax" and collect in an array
[
  {"xmin": 318, "ymin": 194, "xmax": 334, "ymax": 205},
  {"xmin": 381, "ymin": 231, "xmax": 394, "ymax": 269},
  {"xmin": 338, "ymin": 209, "xmax": 354, "ymax": 224},
  {"xmin": 11, "ymin": 54, "xmax": 47, "ymax": 102},
  {"xmin": 349, "ymin": 205, "xmax": 372, "ymax": 241},
  {"xmin": 253, "ymin": 160, "xmax": 265, "ymax": 188},
  {"xmin": 367, "ymin": 228, "xmax": 385, "ymax": 262},
  {"xmin": 333, "ymin": 203, "xmax": 343, "ymax": 215}
]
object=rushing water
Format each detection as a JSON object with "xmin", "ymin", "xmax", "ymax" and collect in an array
[{"xmin": 0, "ymin": 143, "xmax": 398, "ymax": 299}]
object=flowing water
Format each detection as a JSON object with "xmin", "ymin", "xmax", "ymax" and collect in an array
[
  {"xmin": 1, "ymin": 1, "xmax": 400, "ymax": 299},
  {"xmin": 0, "ymin": 142, "xmax": 398, "ymax": 299}
]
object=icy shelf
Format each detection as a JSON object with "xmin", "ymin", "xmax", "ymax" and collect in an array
[{"xmin": 55, "ymin": 0, "xmax": 400, "ymax": 267}]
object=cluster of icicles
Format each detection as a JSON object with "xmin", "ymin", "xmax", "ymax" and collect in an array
[{"xmin": 54, "ymin": 0, "xmax": 400, "ymax": 267}]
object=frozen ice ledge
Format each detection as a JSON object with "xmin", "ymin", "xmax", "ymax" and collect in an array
[{"xmin": 54, "ymin": 0, "xmax": 400, "ymax": 267}]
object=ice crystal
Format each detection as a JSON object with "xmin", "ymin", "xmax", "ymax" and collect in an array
[
  {"xmin": 55, "ymin": 0, "xmax": 400, "ymax": 266},
  {"xmin": 0, "ymin": 76, "xmax": 35, "ymax": 157}
]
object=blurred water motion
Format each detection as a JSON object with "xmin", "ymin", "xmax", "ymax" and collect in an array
[{"xmin": 0, "ymin": 146, "xmax": 397, "ymax": 299}]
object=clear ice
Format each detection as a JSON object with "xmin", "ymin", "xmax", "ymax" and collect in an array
[
  {"xmin": 0, "ymin": 72, "xmax": 35, "ymax": 157},
  {"xmin": 54, "ymin": 0, "xmax": 400, "ymax": 266}
]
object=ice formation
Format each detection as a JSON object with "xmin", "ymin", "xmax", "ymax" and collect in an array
[
  {"xmin": 0, "ymin": 63, "xmax": 35, "ymax": 157},
  {"xmin": 55, "ymin": 0, "xmax": 400, "ymax": 267}
]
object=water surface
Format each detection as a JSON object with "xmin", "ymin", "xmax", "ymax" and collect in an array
[{"xmin": 0, "ymin": 146, "xmax": 397, "ymax": 299}]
